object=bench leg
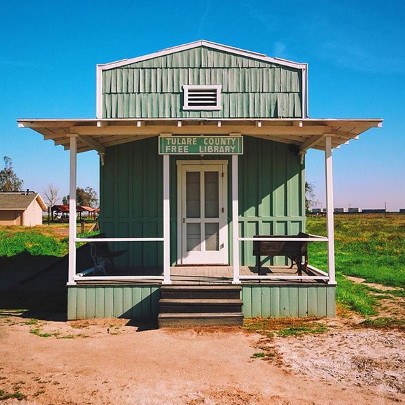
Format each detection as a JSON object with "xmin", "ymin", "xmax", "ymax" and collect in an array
[{"xmin": 256, "ymin": 254, "xmax": 263, "ymax": 275}]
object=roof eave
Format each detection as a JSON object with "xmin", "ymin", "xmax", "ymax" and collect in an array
[
  {"xmin": 17, "ymin": 117, "xmax": 383, "ymax": 154},
  {"xmin": 96, "ymin": 40, "xmax": 307, "ymax": 71}
]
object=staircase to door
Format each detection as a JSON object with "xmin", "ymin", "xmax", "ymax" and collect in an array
[{"xmin": 158, "ymin": 285, "xmax": 243, "ymax": 327}]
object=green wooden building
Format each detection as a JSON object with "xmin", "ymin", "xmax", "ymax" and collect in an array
[{"xmin": 19, "ymin": 41, "xmax": 381, "ymax": 324}]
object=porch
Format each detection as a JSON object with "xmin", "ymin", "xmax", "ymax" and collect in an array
[
  {"xmin": 67, "ymin": 263, "xmax": 335, "ymax": 322},
  {"xmin": 68, "ymin": 266, "xmax": 335, "ymax": 321},
  {"xmin": 75, "ymin": 264, "xmax": 329, "ymax": 285}
]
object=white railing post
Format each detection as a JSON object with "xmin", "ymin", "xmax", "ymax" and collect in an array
[
  {"xmin": 68, "ymin": 135, "xmax": 77, "ymax": 285},
  {"xmin": 162, "ymin": 154, "xmax": 171, "ymax": 284},
  {"xmin": 325, "ymin": 136, "xmax": 336, "ymax": 285},
  {"xmin": 232, "ymin": 154, "xmax": 240, "ymax": 284}
]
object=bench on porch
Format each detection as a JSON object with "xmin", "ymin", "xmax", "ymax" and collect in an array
[
  {"xmin": 253, "ymin": 232, "xmax": 309, "ymax": 276},
  {"xmin": 76, "ymin": 235, "xmax": 126, "ymax": 277}
]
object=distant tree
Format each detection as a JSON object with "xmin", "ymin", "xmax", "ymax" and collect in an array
[
  {"xmin": 62, "ymin": 187, "xmax": 98, "ymax": 207},
  {"xmin": 305, "ymin": 182, "xmax": 316, "ymax": 213},
  {"xmin": 77, "ymin": 187, "xmax": 98, "ymax": 207},
  {"xmin": 43, "ymin": 184, "xmax": 60, "ymax": 223},
  {"xmin": 0, "ymin": 156, "xmax": 24, "ymax": 191}
]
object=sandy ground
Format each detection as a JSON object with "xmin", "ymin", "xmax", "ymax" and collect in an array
[
  {"xmin": 0, "ymin": 250, "xmax": 404, "ymax": 404},
  {"xmin": 0, "ymin": 314, "xmax": 404, "ymax": 405}
]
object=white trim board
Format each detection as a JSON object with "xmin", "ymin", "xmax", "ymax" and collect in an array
[{"xmin": 96, "ymin": 40, "xmax": 308, "ymax": 71}]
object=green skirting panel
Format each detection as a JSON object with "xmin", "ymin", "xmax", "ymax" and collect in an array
[
  {"xmin": 67, "ymin": 285, "xmax": 160, "ymax": 321},
  {"xmin": 241, "ymin": 284, "xmax": 336, "ymax": 318},
  {"xmin": 68, "ymin": 283, "xmax": 335, "ymax": 320}
]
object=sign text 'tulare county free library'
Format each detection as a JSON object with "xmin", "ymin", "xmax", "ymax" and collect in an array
[{"xmin": 158, "ymin": 136, "xmax": 243, "ymax": 155}]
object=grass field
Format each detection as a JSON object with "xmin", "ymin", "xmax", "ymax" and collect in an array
[
  {"xmin": 307, "ymin": 214, "xmax": 405, "ymax": 315},
  {"xmin": 0, "ymin": 223, "xmax": 96, "ymax": 258},
  {"xmin": 1, "ymin": 215, "xmax": 404, "ymax": 316}
]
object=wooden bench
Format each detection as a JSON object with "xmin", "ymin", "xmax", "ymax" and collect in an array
[{"xmin": 253, "ymin": 232, "xmax": 309, "ymax": 276}]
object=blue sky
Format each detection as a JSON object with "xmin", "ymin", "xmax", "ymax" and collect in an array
[{"xmin": 0, "ymin": 0, "xmax": 404, "ymax": 210}]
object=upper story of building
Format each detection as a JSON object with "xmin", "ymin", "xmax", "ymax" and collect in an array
[{"xmin": 96, "ymin": 40, "xmax": 308, "ymax": 120}]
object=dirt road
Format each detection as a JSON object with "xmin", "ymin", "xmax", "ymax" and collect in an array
[{"xmin": 0, "ymin": 315, "xmax": 403, "ymax": 405}]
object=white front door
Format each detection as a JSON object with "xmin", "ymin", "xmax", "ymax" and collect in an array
[{"xmin": 177, "ymin": 161, "xmax": 228, "ymax": 265}]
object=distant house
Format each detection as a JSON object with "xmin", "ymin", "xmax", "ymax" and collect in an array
[{"xmin": 0, "ymin": 191, "xmax": 47, "ymax": 226}]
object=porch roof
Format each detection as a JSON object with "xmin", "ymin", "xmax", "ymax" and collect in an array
[{"xmin": 18, "ymin": 117, "xmax": 382, "ymax": 154}]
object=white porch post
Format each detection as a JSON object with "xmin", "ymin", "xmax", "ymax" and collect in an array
[
  {"xmin": 162, "ymin": 154, "xmax": 171, "ymax": 284},
  {"xmin": 232, "ymin": 154, "xmax": 240, "ymax": 284},
  {"xmin": 325, "ymin": 136, "xmax": 336, "ymax": 285},
  {"xmin": 68, "ymin": 135, "xmax": 77, "ymax": 285}
]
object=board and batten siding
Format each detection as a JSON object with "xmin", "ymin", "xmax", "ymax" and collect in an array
[
  {"xmin": 241, "ymin": 285, "xmax": 336, "ymax": 318},
  {"xmin": 67, "ymin": 285, "xmax": 160, "ymax": 320},
  {"xmin": 67, "ymin": 284, "xmax": 335, "ymax": 320},
  {"xmin": 99, "ymin": 136, "xmax": 305, "ymax": 268},
  {"xmin": 101, "ymin": 47, "xmax": 303, "ymax": 119},
  {"xmin": 238, "ymin": 137, "xmax": 305, "ymax": 266}
]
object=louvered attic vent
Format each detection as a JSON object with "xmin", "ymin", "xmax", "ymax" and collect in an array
[{"xmin": 183, "ymin": 85, "xmax": 222, "ymax": 110}]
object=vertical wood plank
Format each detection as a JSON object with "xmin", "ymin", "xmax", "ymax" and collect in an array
[
  {"xmin": 76, "ymin": 288, "xmax": 87, "ymax": 319},
  {"xmin": 86, "ymin": 287, "xmax": 96, "ymax": 318},
  {"xmin": 113, "ymin": 287, "xmax": 124, "ymax": 317},
  {"xmin": 132, "ymin": 287, "xmax": 142, "ymax": 320},
  {"xmin": 326, "ymin": 286, "xmax": 336, "ymax": 317},
  {"xmin": 67, "ymin": 287, "xmax": 77, "ymax": 320},
  {"xmin": 289, "ymin": 286, "xmax": 299, "ymax": 317},
  {"xmin": 261, "ymin": 286, "xmax": 271, "ymax": 317},
  {"xmin": 298, "ymin": 286, "xmax": 308, "ymax": 317},
  {"xmin": 251, "ymin": 286, "xmax": 262, "ymax": 317},
  {"xmin": 123, "ymin": 287, "xmax": 133, "ymax": 317},
  {"xmin": 279, "ymin": 287, "xmax": 290, "ymax": 317},
  {"xmin": 141, "ymin": 286, "xmax": 151, "ymax": 320},
  {"xmin": 95, "ymin": 287, "xmax": 105, "ymax": 318},
  {"xmin": 307, "ymin": 286, "xmax": 318, "ymax": 317},
  {"xmin": 104, "ymin": 287, "xmax": 114, "ymax": 318},
  {"xmin": 270, "ymin": 286, "xmax": 280, "ymax": 317},
  {"xmin": 317, "ymin": 287, "xmax": 327, "ymax": 318},
  {"xmin": 242, "ymin": 286, "xmax": 252, "ymax": 317}
]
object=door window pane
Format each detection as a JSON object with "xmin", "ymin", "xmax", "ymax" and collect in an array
[
  {"xmin": 204, "ymin": 171, "xmax": 219, "ymax": 218},
  {"xmin": 205, "ymin": 223, "xmax": 219, "ymax": 251},
  {"xmin": 186, "ymin": 172, "xmax": 200, "ymax": 218},
  {"xmin": 187, "ymin": 223, "xmax": 201, "ymax": 251}
]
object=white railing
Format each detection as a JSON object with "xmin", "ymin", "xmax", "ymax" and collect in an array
[{"xmin": 73, "ymin": 237, "xmax": 165, "ymax": 282}]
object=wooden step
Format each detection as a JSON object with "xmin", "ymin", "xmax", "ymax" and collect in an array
[
  {"xmin": 158, "ymin": 312, "xmax": 244, "ymax": 327},
  {"xmin": 160, "ymin": 285, "xmax": 242, "ymax": 300},
  {"xmin": 158, "ymin": 285, "xmax": 244, "ymax": 327},
  {"xmin": 159, "ymin": 298, "xmax": 243, "ymax": 313}
]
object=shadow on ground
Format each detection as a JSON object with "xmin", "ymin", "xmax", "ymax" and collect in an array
[{"xmin": 0, "ymin": 245, "xmax": 93, "ymax": 321}]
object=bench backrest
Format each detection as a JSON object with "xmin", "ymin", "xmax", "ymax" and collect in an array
[{"xmin": 253, "ymin": 232, "xmax": 309, "ymax": 257}]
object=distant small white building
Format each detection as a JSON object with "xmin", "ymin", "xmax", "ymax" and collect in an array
[{"xmin": 0, "ymin": 191, "xmax": 47, "ymax": 226}]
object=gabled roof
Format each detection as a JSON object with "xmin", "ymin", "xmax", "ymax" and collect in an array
[
  {"xmin": 18, "ymin": 40, "xmax": 382, "ymax": 153},
  {"xmin": 0, "ymin": 192, "xmax": 47, "ymax": 211},
  {"xmin": 97, "ymin": 40, "xmax": 307, "ymax": 71}
]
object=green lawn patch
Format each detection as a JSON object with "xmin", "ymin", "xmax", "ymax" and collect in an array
[
  {"xmin": 277, "ymin": 323, "xmax": 327, "ymax": 337},
  {"xmin": 335, "ymin": 273, "xmax": 377, "ymax": 316},
  {"xmin": 244, "ymin": 317, "xmax": 328, "ymax": 338},
  {"xmin": 0, "ymin": 231, "xmax": 67, "ymax": 257},
  {"xmin": 357, "ymin": 317, "xmax": 405, "ymax": 331},
  {"xmin": 306, "ymin": 214, "xmax": 405, "ymax": 315},
  {"xmin": 0, "ymin": 389, "xmax": 26, "ymax": 401}
]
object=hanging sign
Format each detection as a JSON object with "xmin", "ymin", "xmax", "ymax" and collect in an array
[{"xmin": 159, "ymin": 135, "xmax": 243, "ymax": 155}]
